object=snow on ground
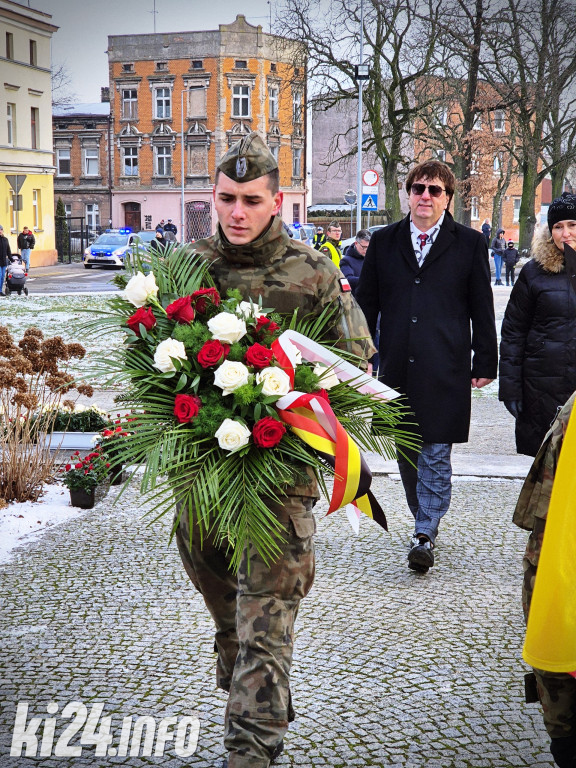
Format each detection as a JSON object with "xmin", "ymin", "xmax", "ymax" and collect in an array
[{"xmin": 0, "ymin": 482, "xmax": 88, "ymax": 565}]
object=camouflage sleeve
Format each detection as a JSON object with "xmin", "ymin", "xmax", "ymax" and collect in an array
[{"xmin": 315, "ymin": 261, "xmax": 377, "ymax": 365}]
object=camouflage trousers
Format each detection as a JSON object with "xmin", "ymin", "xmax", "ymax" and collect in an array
[{"xmin": 175, "ymin": 495, "xmax": 316, "ymax": 768}]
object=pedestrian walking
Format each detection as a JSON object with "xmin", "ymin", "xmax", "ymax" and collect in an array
[
  {"xmin": 356, "ymin": 159, "xmax": 497, "ymax": 573},
  {"xmin": 0, "ymin": 224, "xmax": 12, "ymax": 296},
  {"xmin": 499, "ymin": 192, "xmax": 576, "ymax": 456},
  {"xmin": 16, "ymin": 226, "xmax": 35, "ymax": 271},
  {"xmin": 503, "ymin": 240, "xmax": 519, "ymax": 285},
  {"xmin": 176, "ymin": 132, "xmax": 375, "ymax": 768},
  {"xmin": 482, "ymin": 218, "xmax": 492, "ymax": 247},
  {"xmin": 491, "ymin": 228, "xmax": 506, "ymax": 285}
]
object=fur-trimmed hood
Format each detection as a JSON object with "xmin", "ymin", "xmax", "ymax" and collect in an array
[{"xmin": 530, "ymin": 225, "xmax": 565, "ymax": 273}]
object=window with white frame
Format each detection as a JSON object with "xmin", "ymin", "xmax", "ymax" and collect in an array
[
  {"xmin": 155, "ymin": 145, "xmax": 172, "ymax": 176},
  {"xmin": 437, "ymin": 107, "xmax": 448, "ymax": 127},
  {"xmin": 493, "ymin": 153, "xmax": 503, "ymax": 173},
  {"xmin": 57, "ymin": 147, "xmax": 71, "ymax": 175},
  {"xmin": 85, "ymin": 203, "xmax": 100, "ymax": 228},
  {"xmin": 83, "ymin": 147, "xmax": 99, "ymax": 176},
  {"xmin": 232, "ymin": 85, "xmax": 250, "ymax": 118},
  {"xmin": 32, "ymin": 189, "xmax": 41, "ymax": 229},
  {"xmin": 187, "ymin": 86, "xmax": 206, "ymax": 117},
  {"xmin": 269, "ymin": 86, "xmax": 279, "ymax": 120},
  {"xmin": 513, "ymin": 198, "xmax": 521, "ymax": 223},
  {"xmin": 436, "ymin": 149, "xmax": 446, "ymax": 162},
  {"xmin": 473, "ymin": 113, "xmax": 482, "ymax": 130},
  {"xmin": 293, "ymin": 147, "xmax": 302, "ymax": 177},
  {"xmin": 154, "ymin": 87, "xmax": 171, "ymax": 119},
  {"xmin": 269, "ymin": 144, "xmax": 279, "ymax": 162},
  {"xmin": 64, "ymin": 204, "xmax": 72, "ymax": 217},
  {"xmin": 30, "ymin": 107, "xmax": 39, "ymax": 149},
  {"xmin": 494, "ymin": 109, "xmax": 505, "ymax": 131},
  {"xmin": 122, "ymin": 89, "xmax": 138, "ymax": 120},
  {"xmin": 471, "ymin": 153, "xmax": 479, "ymax": 174},
  {"xmin": 123, "ymin": 146, "xmax": 138, "ymax": 176},
  {"xmin": 7, "ymin": 103, "xmax": 15, "ymax": 146},
  {"xmin": 470, "ymin": 196, "xmax": 479, "ymax": 221},
  {"xmin": 292, "ymin": 90, "xmax": 302, "ymax": 123}
]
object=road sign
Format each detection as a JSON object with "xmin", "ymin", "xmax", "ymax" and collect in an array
[
  {"xmin": 344, "ymin": 190, "xmax": 357, "ymax": 205},
  {"xmin": 361, "ymin": 193, "xmax": 378, "ymax": 211},
  {"xmin": 362, "ymin": 170, "xmax": 379, "ymax": 186}
]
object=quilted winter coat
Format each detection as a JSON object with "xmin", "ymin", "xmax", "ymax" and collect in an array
[{"xmin": 499, "ymin": 226, "xmax": 576, "ymax": 456}]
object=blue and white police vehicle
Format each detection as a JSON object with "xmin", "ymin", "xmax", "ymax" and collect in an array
[{"xmin": 83, "ymin": 228, "xmax": 144, "ymax": 269}]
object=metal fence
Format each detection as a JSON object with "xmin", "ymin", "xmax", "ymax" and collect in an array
[
  {"xmin": 55, "ymin": 217, "xmax": 104, "ymax": 263},
  {"xmin": 185, "ymin": 201, "xmax": 212, "ymax": 242}
]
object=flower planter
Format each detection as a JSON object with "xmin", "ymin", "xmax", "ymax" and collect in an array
[
  {"xmin": 69, "ymin": 488, "xmax": 96, "ymax": 509},
  {"xmin": 48, "ymin": 431, "xmax": 98, "ymax": 450}
]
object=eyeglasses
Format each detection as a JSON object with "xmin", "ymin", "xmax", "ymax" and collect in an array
[{"xmin": 410, "ymin": 183, "xmax": 446, "ymax": 198}]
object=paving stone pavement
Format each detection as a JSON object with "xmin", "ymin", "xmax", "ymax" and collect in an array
[{"xmin": 0, "ymin": 460, "xmax": 554, "ymax": 767}]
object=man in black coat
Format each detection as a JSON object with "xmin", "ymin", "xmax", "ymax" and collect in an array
[
  {"xmin": 356, "ymin": 160, "xmax": 498, "ymax": 573},
  {"xmin": 0, "ymin": 224, "xmax": 12, "ymax": 297}
]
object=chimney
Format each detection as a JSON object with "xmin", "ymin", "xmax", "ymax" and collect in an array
[{"xmin": 101, "ymin": 87, "xmax": 110, "ymax": 103}]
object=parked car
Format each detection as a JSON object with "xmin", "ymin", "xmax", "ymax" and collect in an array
[
  {"xmin": 83, "ymin": 229, "xmax": 145, "ymax": 269},
  {"xmin": 340, "ymin": 224, "xmax": 387, "ymax": 254},
  {"xmin": 136, "ymin": 230, "xmax": 160, "ymax": 251},
  {"xmin": 289, "ymin": 223, "xmax": 315, "ymax": 248}
]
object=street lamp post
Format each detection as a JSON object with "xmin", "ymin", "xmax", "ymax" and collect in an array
[
  {"xmin": 354, "ymin": 0, "xmax": 369, "ymax": 234},
  {"xmin": 180, "ymin": 88, "xmax": 192, "ymax": 243}
]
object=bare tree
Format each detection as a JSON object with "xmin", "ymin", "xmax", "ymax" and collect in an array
[{"xmin": 51, "ymin": 62, "xmax": 77, "ymax": 107}]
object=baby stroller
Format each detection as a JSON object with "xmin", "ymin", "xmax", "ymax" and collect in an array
[{"xmin": 5, "ymin": 254, "xmax": 28, "ymax": 296}]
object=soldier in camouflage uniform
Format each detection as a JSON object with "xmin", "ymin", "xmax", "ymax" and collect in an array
[
  {"xmin": 175, "ymin": 132, "xmax": 376, "ymax": 768},
  {"xmin": 513, "ymin": 392, "xmax": 576, "ymax": 768}
]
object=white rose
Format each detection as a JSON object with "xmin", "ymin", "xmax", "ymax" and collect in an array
[
  {"xmin": 214, "ymin": 360, "xmax": 250, "ymax": 395},
  {"xmin": 235, "ymin": 301, "xmax": 265, "ymax": 320},
  {"xmin": 153, "ymin": 338, "xmax": 187, "ymax": 372},
  {"xmin": 215, "ymin": 418, "xmax": 251, "ymax": 452},
  {"xmin": 122, "ymin": 271, "xmax": 159, "ymax": 307},
  {"xmin": 256, "ymin": 367, "xmax": 292, "ymax": 397},
  {"xmin": 313, "ymin": 363, "xmax": 340, "ymax": 390},
  {"xmin": 207, "ymin": 312, "xmax": 247, "ymax": 344}
]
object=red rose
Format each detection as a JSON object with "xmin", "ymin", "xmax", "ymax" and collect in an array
[
  {"xmin": 174, "ymin": 393, "xmax": 202, "ymax": 423},
  {"xmin": 126, "ymin": 306, "xmax": 157, "ymax": 336},
  {"xmin": 245, "ymin": 343, "xmax": 274, "ymax": 370},
  {"xmin": 75, "ymin": 462, "xmax": 83, "ymax": 469},
  {"xmin": 255, "ymin": 316, "xmax": 280, "ymax": 334},
  {"xmin": 65, "ymin": 464, "xmax": 71, "ymax": 471},
  {"xmin": 197, "ymin": 339, "xmax": 229, "ymax": 368},
  {"xmin": 252, "ymin": 417, "xmax": 286, "ymax": 448},
  {"xmin": 166, "ymin": 296, "xmax": 195, "ymax": 324},
  {"xmin": 191, "ymin": 287, "xmax": 221, "ymax": 314}
]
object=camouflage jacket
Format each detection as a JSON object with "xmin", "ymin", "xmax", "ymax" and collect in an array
[{"xmin": 192, "ymin": 216, "xmax": 376, "ymax": 363}]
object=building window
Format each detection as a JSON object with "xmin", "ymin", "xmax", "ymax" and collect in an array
[
  {"xmin": 7, "ymin": 103, "xmax": 15, "ymax": 146},
  {"xmin": 470, "ymin": 153, "xmax": 479, "ymax": 174},
  {"xmin": 436, "ymin": 149, "xmax": 446, "ymax": 162},
  {"xmin": 473, "ymin": 113, "xmax": 482, "ymax": 130},
  {"xmin": 513, "ymin": 198, "xmax": 521, "ymax": 223},
  {"xmin": 156, "ymin": 61, "xmax": 168, "ymax": 70},
  {"xmin": 64, "ymin": 203, "xmax": 72, "ymax": 217},
  {"xmin": 187, "ymin": 86, "xmax": 206, "ymax": 117},
  {"xmin": 85, "ymin": 203, "xmax": 100, "ymax": 228},
  {"xmin": 56, "ymin": 147, "xmax": 71, "ymax": 175},
  {"xmin": 9, "ymin": 192, "xmax": 17, "ymax": 231},
  {"xmin": 293, "ymin": 147, "xmax": 302, "ymax": 177},
  {"xmin": 6, "ymin": 32, "xmax": 14, "ymax": 59},
  {"xmin": 270, "ymin": 62, "xmax": 277, "ymax": 73},
  {"xmin": 123, "ymin": 146, "xmax": 138, "ymax": 176},
  {"xmin": 29, "ymin": 39, "xmax": 37, "ymax": 66},
  {"xmin": 493, "ymin": 153, "xmax": 503, "ymax": 173},
  {"xmin": 30, "ymin": 107, "xmax": 39, "ymax": 149},
  {"xmin": 122, "ymin": 89, "xmax": 138, "ymax": 120},
  {"xmin": 122, "ymin": 63, "xmax": 134, "ymax": 72},
  {"xmin": 293, "ymin": 203, "xmax": 300, "ymax": 223},
  {"xmin": 83, "ymin": 147, "xmax": 99, "ymax": 176},
  {"xmin": 154, "ymin": 87, "xmax": 171, "ymax": 119},
  {"xmin": 292, "ymin": 90, "xmax": 302, "ymax": 123},
  {"xmin": 32, "ymin": 189, "xmax": 41, "ymax": 229},
  {"xmin": 234, "ymin": 60, "xmax": 247, "ymax": 69},
  {"xmin": 269, "ymin": 86, "xmax": 278, "ymax": 120},
  {"xmin": 155, "ymin": 145, "xmax": 172, "ymax": 176},
  {"xmin": 494, "ymin": 109, "xmax": 505, "ymax": 131},
  {"xmin": 470, "ymin": 196, "xmax": 479, "ymax": 221},
  {"xmin": 269, "ymin": 144, "xmax": 279, "ymax": 162},
  {"xmin": 232, "ymin": 85, "xmax": 250, "ymax": 118},
  {"xmin": 191, "ymin": 59, "xmax": 203, "ymax": 69},
  {"xmin": 437, "ymin": 107, "xmax": 448, "ymax": 127}
]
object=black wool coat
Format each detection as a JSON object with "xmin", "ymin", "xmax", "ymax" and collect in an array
[
  {"xmin": 356, "ymin": 211, "xmax": 498, "ymax": 443},
  {"xmin": 499, "ymin": 227, "xmax": 576, "ymax": 456},
  {"xmin": 0, "ymin": 235, "xmax": 11, "ymax": 267}
]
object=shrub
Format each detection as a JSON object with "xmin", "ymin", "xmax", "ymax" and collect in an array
[{"xmin": 60, "ymin": 450, "xmax": 110, "ymax": 492}]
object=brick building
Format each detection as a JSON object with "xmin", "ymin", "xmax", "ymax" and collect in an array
[
  {"xmin": 52, "ymin": 91, "xmax": 112, "ymax": 233},
  {"xmin": 107, "ymin": 15, "xmax": 307, "ymax": 241}
]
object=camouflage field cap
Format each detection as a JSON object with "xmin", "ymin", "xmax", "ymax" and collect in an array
[{"xmin": 217, "ymin": 132, "xmax": 278, "ymax": 183}]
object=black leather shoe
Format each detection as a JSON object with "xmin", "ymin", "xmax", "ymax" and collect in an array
[{"xmin": 408, "ymin": 536, "xmax": 434, "ymax": 572}]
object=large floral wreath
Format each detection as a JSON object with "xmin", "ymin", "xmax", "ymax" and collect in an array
[{"xmin": 86, "ymin": 249, "xmax": 416, "ymax": 569}]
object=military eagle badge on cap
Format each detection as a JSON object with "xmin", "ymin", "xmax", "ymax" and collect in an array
[{"xmin": 236, "ymin": 157, "xmax": 247, "ymax": 178}]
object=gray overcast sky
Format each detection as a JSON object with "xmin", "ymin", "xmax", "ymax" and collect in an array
[{"xmin": 35, "ymin": 0, "xmax": 278, "ymax": 102}]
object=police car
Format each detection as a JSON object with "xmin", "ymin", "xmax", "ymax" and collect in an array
[{"xmin": 83, "ymin": 229, "xmax": 144, "ymax": 269}]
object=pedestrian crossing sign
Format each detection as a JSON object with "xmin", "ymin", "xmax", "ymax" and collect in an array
[{"xmin": 361, "ymin": 193, "xmax": 378, "ymax": 211}]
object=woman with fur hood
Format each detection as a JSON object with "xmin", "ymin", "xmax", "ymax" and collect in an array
[{"xmin": 499, "ymin": 192, "xmax": 576, "ymax": 456}]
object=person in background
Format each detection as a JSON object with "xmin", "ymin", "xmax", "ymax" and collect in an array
[
  {"xmin": 150, "ymin": 230, "xmax": 167, "ymax": 255},
  {"xmin": 163, "ymin": 218, "xmax": 178, "ymax": 242},
  {"xmin": 356, "ymin": 159, "xmax": 497, "ymax": 574},
  {"xmin": 499, "ymin": 192, "xmax": 576, "ymax": 456},
  {"xmin": 319, "ymin": 221, "xmax": 343, "ymax": 267},
  {"xmin": 0, "ymin": 224, "xmax": 12, "ymax": 297},
  {"xmin": 155, "ymin": 219, "xmax": 165, "ymax": 234},
  {"xmin": 17, "ymin": 226, "xmax": 35, "ymax": 271},
  {"xmin": 491, "ymin": 228, "xmax": 506, "ymax": 285},
  {"xmin": 313, "ymin": 226, "xmax": 325, "ymax": 250},
  {"xmin": 503, "ymin": 239, "xmax": 520, "ymax": 286},
  {"xmin": 339, "ymin": 229, "xmax": 371, "ymax": 297},
  {"xmin": 482, "ymin": 218, "xmax": 492, "ymax": 247}
]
